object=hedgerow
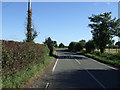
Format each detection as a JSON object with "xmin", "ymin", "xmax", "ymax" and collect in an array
[{"xmin": 2, "ymin": 40, "xmax": 50, "ymax": 88}]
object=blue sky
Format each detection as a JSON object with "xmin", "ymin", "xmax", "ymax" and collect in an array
[{"xmin": 2, "ymin": 2, "xmax": 118, "ymax": 45}]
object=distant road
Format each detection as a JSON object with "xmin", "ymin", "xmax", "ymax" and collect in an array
[{"xmin": 27, "ymin": 49, "xmax": 120, "ymax": 89}]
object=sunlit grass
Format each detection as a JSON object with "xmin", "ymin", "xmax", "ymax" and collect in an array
[{"xmin": 85, "ymin": 53, "xmax": 120, "ymax": 68}]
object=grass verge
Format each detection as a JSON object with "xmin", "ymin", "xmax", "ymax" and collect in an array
[
  {"xmin": 84, "ymin": 53, "xmax": 120, "ymax": 69},
  {"xmin": 2, "ymin": 56, "xmax": 54, "ymax": 88},
  {"xmin": 73, "ymin": 49, "xmax": 120, "ymax": 69}
]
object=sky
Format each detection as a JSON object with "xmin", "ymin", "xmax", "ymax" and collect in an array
[{"xmin": 2, "ymin": 2, "xmax": 119, "ymax": 46}]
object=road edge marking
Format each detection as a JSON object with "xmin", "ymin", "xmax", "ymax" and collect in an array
[
  {"xmin": 86, "ymin": 70, "xmax": 106, "ymax": 88},
  {"xmin": 89, "ymin": 58, "xmax": 117, "ymax": 70},
  {"xmin": 75, "ymin": 58, "xmax": 106, "ymax": 88},
  {"xmin": 52, "ymin": 59, "xmax": 58, "ymax": 72}
]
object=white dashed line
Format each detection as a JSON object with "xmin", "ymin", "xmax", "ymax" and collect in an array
[
  {"xmin": 75, "ymin": 59, "xmax": 81, "ymax": 64},
  {"xmin": 52, "ymin": 59, "xmax": 58, "ymax": 72},
  {"xmin": 45, "ymin": 82, "xmax": 49, "ymax": 89}
]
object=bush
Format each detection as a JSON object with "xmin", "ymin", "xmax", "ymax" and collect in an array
[
  {"xmin": 59, "ymin": 43, "xmax": 65, "ymax": 48},
  {"xmin": 75, "ymin": 42, "xmax": 83, "ymax": 51},
  {"xmin": 85, "ymin": 40, "xmax": 95, "ymax": 53},
  {"xmin": 2, "ymin": 40, "xmax": 50, "ymax": 76},
  {"xmin": 68, "ymin": 41, "xmax": 85, "ymax": 52},
  {"xmin": 68, "ymin": 42, "xmax": 77, "ymax": 52},
  {"xmin": 101, "ymin": 53, "xmax": 120, "ymax": 60},
  {"xmin": 43, "ymin": 37, "xmax": 57, "ymax": 56}
]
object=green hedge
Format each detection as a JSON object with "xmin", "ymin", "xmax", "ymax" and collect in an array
[{"xmin": 2, "ymin": 40, "xmax": 51, "ymax": 88}]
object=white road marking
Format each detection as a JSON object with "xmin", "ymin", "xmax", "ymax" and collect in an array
[
  {"xmin": 89, "ymin": 58, "xmax": 117, "ymax": 70},
  {"xmin": 52, "ymin": 59, "xmax": 58, "ymax": 72},
  {"xmin": 86, "ymin": 70, "xmax": 106, "ymax": 88},
  {"xmin": 75, "ymin": 59, "xmax": 81, "ymax": 64},
  {"xmin": 75, "ymin": 59, "xmax": 106, "ymax": 88},
  {"xmin": 45, "ymin": 82, "xmax": 49, "ymax": 89}
]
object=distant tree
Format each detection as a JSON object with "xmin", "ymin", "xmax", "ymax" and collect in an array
[
  {"xmin": 74, "ymin": 42, "xmax": 83, "ymax": 51},
  {"xmin": 79, "ymin": 40, "xmax": 86, "ymax": 48},
  {"xmin": 43, "ymin": 37, "xmax": 54, "ymax": 56},
  {"xmin": 88, "ymin": 12, "xmax": 119, "ymax": 53},
  {"xmin": 68, "ymin": 40, "xmax": 86, "ymax": 52},
  {"xmin": 59, "ymin": 43, "xmax": 65, "ymax": 48},
  {"xmin": 68, "ymin": 42, "xmax": 77, "ymax": 52},
  {"xmin": 53, "ymin": 41, "xmax": 58, "ymax": 47},
  {"xmin": 115, "ymin": 41, "xmax": 120, "ymax": 47},
  {"xmin": 85, "ymin": 40, "xmax": 95, "ymax": 53}
]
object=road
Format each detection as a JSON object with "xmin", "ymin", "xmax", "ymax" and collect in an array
[{"xmin": 27, "ymin": 49, "xmax": 120, "ymax": 89}]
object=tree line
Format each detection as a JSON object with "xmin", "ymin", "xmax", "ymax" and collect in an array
[
  {"xmin": 68, "ymin": 12, "xmax": 120, "ymax": 54},
  {"xmin": 24, "ymin": 11, "xmax": 120, "ymax": 54}
]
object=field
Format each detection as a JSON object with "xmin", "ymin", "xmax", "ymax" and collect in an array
[{"xmin": 95, "ymin": 49, "xmax": 120, "ymax": 54}]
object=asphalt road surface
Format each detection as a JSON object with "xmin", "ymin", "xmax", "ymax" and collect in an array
[{"xmin": 27, "ymin": 49, "xmax": 120, "ymax": 89}]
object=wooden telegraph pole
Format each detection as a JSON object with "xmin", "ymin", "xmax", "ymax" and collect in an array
[{"xmin": 26, "ymin": 0, "xmax": 32, "ymax": 42}]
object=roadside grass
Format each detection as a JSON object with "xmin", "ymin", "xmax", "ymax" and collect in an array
[
  {"xmin": 72, "ymin": 49, "xmax": 120, "ymax": 68},
  {"xmin": 84, "ymin": 52, "xmax": 120, "ymax": 68},
  {"xmin": 2, "ymin": 56, "xmax": 53, "ymax": 88},
  {"xmin": 55, "ymin": 47, "xmax": 68, "ymax": 50}
]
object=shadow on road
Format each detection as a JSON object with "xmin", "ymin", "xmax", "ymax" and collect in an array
[
  {"xmin": 57, "ymin": 56, "xmax": 88, "ymax": 60},
  {"xmin": 56, "ymin": 49, "xmax": 88, "ymax": 60},
  {"xmin": 49, "ymin": 69, "xmax": 120, "ymax": 88}
]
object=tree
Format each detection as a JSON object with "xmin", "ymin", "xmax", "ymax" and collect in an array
[
  {"xmin": 74, "ymin": 42, "xmax": 83, "ymax": 51},
  {"xmin": 107, "ymin": 40, "xmax": 115, "ymax": 48},
  {"xmin": 59, "ymin": 43, "xmax": 65, "ymax": 48},
  {"xmin": 85, "ymin": 40, "xmax": 95, "ymax": 53},
  {"xmin": 68, "ymin": 40, "xmax": 86, "ymax": 52},
  {"xmin": 68, "ymin": 42, "xmax": 77, "ymax": 52},
  {"xmin": 79, "ymin": 40, "xmax": 86, "ymax": 48},
  {"xmin": 88, "ymin": 12, "xmax": 119, "ymax": 53},
  {"xmin": 43, "ymin": 37, "xmax": 54, "ymax": 56},
  {"xmin": 111, "ymin": 19, "xmax": 120, "ymax": 37},
  {"xmin": 53, "ymin": 41, "xmax": 58, "ymax": 47},
  {"xmin": 115, "ymin": 41, "xmax": 120, "ymax": 47}
]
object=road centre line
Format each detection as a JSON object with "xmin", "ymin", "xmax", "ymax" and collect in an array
[
  {"xmin": 75, "ymin": 58, "xmax": 106, "ymax": 88},
  {"xmin": 45, "ymin": 82, "xmax": 49, "ymax": 89},
  {"xmin": 75, "ymin": 59, "xmax": 81, "ymax": 64},
  {"xmin": 52, "ymin": 59, "xmax": 58, "ymax": 72}
]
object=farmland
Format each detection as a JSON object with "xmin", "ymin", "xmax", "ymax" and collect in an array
[{"xmin": 95, "ymin": 49, "xmax": 120, "ymax": 54}]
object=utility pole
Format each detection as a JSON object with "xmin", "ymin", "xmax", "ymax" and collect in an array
[{"xmin": 26, "ymin": 0, "xmax": 32, "ymax": 42}]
